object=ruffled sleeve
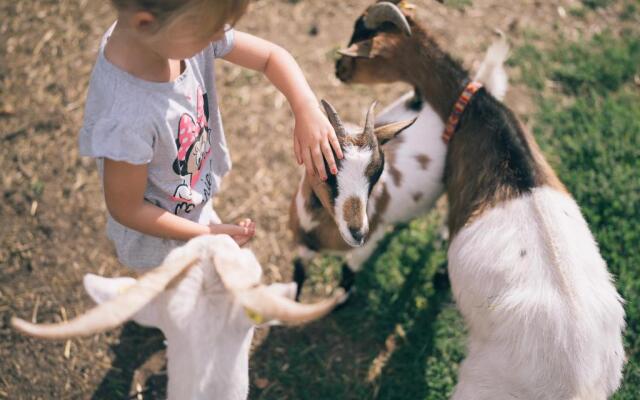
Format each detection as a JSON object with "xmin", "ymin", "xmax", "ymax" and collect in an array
[
  {"xmin": 212, "ymin": 28, "xmax": 235, "ymax": 59},
  {"xmin": 78, "ymin": 117, "xmax": 155, "ymax": 165}
]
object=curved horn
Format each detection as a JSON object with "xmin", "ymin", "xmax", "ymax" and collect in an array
[
  {"xmin": 238, "ymin": 286, "xmax": 346, "ymax": 324},
  {"xmin": 364, "ymin": 2, "xmax": 412, "ymax": 37},
  {"xmin": 364, "ymin": 100, "xmax": 378, "ymax": 137},
  {"xmin": 12, "ymin": 253, "xmax": 199, "ymax": 340},
  {"xmin": 320, "ymin": 99, "xmax": 346, "ymax": 138},
  {"xmin": 214, "ymin": 250, "xmax": 347, "ymax": 324}
]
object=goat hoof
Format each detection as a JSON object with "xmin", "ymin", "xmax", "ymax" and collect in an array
[{"xmin": 293, "ymin": 258, "xmax": 307, "ymax": 302}]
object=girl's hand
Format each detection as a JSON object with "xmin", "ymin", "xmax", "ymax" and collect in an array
[
  {"xmin": 209, "ymin": 219, "xmax": 256, "ymax": 247},
  {"xmin": 221, "ymin": 31, "xmax": 343, "ymax": 179},
  {"xmin": 293, "ymin": 104, "xmax": 344, "ymax": 181}
]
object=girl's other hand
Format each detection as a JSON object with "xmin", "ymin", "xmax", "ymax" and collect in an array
[
  {"xmin": 293, "ymin": 104, "xmax": 343, "ymax": 181},
  {"xmin": 209, "ymin": 219, "xmax": 256, "ymax": 247}
]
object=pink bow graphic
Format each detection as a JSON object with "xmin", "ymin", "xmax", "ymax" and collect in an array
[{"xmin": 177, "ymin": 87, "xmax": 207, "ymax": 161}]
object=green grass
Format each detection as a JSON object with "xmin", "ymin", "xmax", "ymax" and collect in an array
[
  {"xmin": 582, "ymin": 0, "xmax": 613, "ymax": 9},
  {"xmin": 250, "ymin": 23, "xmax": 640, "ymax": 400},
  {"xmin": 443, "ymin": 0, "xmax": 473, "ymax": 10}
]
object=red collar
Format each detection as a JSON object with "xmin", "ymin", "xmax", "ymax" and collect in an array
[{"xmin": 442, "ymin": 81, "xmax": 483, "ymax": 144}]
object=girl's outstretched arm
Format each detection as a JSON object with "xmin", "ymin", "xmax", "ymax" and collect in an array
[
  {"xmin": 103, "ymin": 159, "xmax": 252, "ymax": 242},
  {"xmin": 222, "ymin": 31, "xmax": 343, "ymax": 181}
]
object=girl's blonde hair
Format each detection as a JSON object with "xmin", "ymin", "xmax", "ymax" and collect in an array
[{"xmin": 111, "ymin": 0, "xmax": 250, "ymax": 38}]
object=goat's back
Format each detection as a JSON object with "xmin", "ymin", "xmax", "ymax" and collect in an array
[{"xmin": 448, "ymin": 186, "xmax": 625, "ymax": 400}]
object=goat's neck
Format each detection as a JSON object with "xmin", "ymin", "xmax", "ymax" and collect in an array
[
  {"xmin": 391, "ymin": 24, "xmax": 564, "ymax": 236},
  {"xmin": 442, "ymin": 89, "xmax": 566, "ymax": 238},
  {"xmin": 396, "ymin": 26, "xmax": 469, "ymax": 122},
  {"xmin": 163, "ymin": 303, "xmax": 254, "ymax": 400}
]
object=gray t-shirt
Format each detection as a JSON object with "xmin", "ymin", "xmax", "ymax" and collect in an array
[{"xmin": 79, "ymin": 24, "xmax": 234, "ymax": 270}]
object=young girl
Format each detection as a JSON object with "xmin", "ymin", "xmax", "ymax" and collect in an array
[{"xmin": 79, "ymin": 0, "xmax": 343, "ymax": 270}]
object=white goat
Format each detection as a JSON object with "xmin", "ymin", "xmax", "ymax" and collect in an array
[
  {"xmin": 336, "ymin": 2, "xmax": 626, "ymax": 399},
  {"xmin": 12, "ymin": 235, "xmax": 345, "ymax": 400}
]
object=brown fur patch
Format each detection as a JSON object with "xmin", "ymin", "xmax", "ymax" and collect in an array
[
  {"xmin": 368, "ymin": 183, "xmax": 390, "ymax": 236},
  {"xmin": 412, "ymin": 192, "xmax": 423, "ymax": 202},
  {"xmin": 364, "ymin": 150, "xmax": 383, "ymax": 180},
  {"xmin": 382, "ymin": 134, "xmax": 404, "ymax": 186},
  {"xmin": 289, "ymin": 175, "xmax": 351, "ymax": 252},
  {"xmin": 342, "ymin": 132, "xmax": 375, "ymax": 148},
  {"xmin": 343, "ymin": 196, "xmax": 364, "ymax": 231},
  {"xmin": 415, "ymin": 154, "xmax": 430, "ymax": 170},
  {"xmin": 301, "ymin": 221, "xmax": 353, "ymax": 252}
]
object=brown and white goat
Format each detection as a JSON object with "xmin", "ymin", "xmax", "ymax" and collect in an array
[
  {"xmin": 290, "ymin": 28, "xmax": 508, "ymax": 294},
  {"xmin": 335, "ymin": 2, "xmax": 625, "ymax": 399},
  {"xmin": 289, "ymin": 99, "xmax": 419, "ymax": 292}
]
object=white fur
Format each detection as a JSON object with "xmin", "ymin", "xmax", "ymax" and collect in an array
[
  {"xmin": 474, "ymin": 36, "xmax": 510, "ymax": 101},
  {"xmin": 83, "ymin": 236, "xmax": 298, "ymax": 400},
  {"xmin": 448, "ymin": 186, "xmax": 625, "ymax": 400},
  {"xmin": 334, "ymin": 145, "xmax": 374, "ymax": 246}
]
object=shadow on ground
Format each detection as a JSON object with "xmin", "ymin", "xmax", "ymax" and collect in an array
[{"xmin": 91, "ymin": 323, "xmax": 167, "ymax": 400}]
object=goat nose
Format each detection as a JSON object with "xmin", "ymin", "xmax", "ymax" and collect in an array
[{"xmin": 349, "ymin": 228, "xmax": 365, "ymax": 244}]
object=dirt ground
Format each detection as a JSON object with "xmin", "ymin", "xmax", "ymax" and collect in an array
[{"xmin": 0, "ymin": 0, "xmax": 629, "ymax": 398}]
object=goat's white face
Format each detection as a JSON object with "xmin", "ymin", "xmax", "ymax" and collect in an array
[
  {"xmin": 332, "ymin": 138, "xmax": 381, "ymax": 247},
  {"xmin": 320, "ymin": 100, "xmax": 416, "ymax": 247},
  {"xmin": 82, "ymin": 242, "xmax": 264, "ymax": 333}
]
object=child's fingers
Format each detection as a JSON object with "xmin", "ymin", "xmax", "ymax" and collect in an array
[
  {"xmin": 294, "ymin": 136, "xmax": 302, "ymax": 165},
  {"xmin": 321, "ymin": 140, "xmax": 338, "ymax": 175},
  {"xmin": 329, "ymin": 131, "xmax": 344, "ymax": 160},
  {"xmin": 311, "ymin": 146, "xmax": 327, "ymax": 181},
  {"xmin": 218, "ymin": 224, "xmax": 249, "ymax": 236},
  {"xmin": 301, "ymin": 147, "xmax": 315, "ymax": 178},
  {"xmin": 232, "ymin": 236, "xmax": 249, "ymax": 246}
]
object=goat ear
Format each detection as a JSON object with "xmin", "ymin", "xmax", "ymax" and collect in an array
[
  {"xmin": 373, "ymin": 117, "xmax": 418, "ymax": 145},
  {"xmin": 337, "ymin": 40, "xmax": 374, "ymax": 59},
  {"xmin": 83, "ymin": 274, "xmax": 137, "ymax": 305},
  {"xmin": 83, "ymin": 274, "xmax": 163, "ymax": 328}
]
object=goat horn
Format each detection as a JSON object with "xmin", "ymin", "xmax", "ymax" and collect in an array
[
  {"xmin": 364, "ymin": 2, "xmax": 412, "ymax": 37},
  {"xmin": 238, "ymin": 286, "xmax": 346, "ymax": 324},
  {"xmin": 12, "ymin": 252, "xmax": 199, "ymax": 340},
  {"xmin": 364, "ymin": 100, "xmax": 378, "ymax": 137},
  {"xmin": 320, "ymin": 99, "xmax": 346, "ymax": 138},
  {"xmin": 214, "ymin": 251, "xmax": 347, "ymax": 324}
]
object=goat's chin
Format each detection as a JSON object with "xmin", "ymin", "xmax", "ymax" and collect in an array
[{"xmin": 341, "ymin": 234, "xmax": 365, "ymax": 248}]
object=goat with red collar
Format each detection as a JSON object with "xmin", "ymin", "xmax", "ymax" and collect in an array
[{"xmin": 333, "ymin": 2, "xmax": 626, "ymax": 399}]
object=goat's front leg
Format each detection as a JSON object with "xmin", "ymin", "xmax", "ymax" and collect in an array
[{"xmin": 293, "ymin": 246, "xmax": 317, "ymax": 301}]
